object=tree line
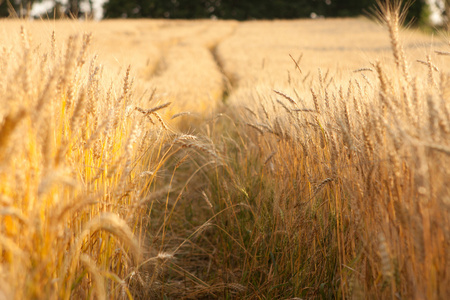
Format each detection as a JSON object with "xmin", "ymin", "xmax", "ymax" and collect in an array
[
  {"xmin": 0, "ymin": 0, "xmax": 440, "ymax": 27},
  {"xmin": 103, "ymin": 0, "xmax": 426, "ymax": 20},
  {"xmin": 0, "ymin": 0, "xmax": 92, "ymax": 18}
]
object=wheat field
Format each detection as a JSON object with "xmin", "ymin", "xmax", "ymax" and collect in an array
[{"xmin": 0, "ymin": 2, "xmax": 449, "ymax": 299}]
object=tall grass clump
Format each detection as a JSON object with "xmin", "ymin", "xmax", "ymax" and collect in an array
[
  {"xmin": 193, "ymin": 1, "xmax": 449, "ymax": 298},
  {"xmin": 0, "ymin": 27, "xmax": 178, "ymax": 299}
]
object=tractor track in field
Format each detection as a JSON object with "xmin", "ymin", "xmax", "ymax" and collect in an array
[
  {"xmin": 209, "ymin": 23, "xmax": 240, "ymax": 104},
  {"xmin": 146, "ymin": 21, "xmax": 240, "ymax": 111},
  {"xmin": 211, "ymin": 44, "xmax": 234, "ymax": 103}
]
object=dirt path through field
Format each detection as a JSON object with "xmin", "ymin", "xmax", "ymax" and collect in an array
[{"xmin": 146, "ymin": 21, "xmax": 238, "ymax": 115}]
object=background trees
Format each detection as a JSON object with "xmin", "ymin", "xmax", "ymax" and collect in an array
[
  {"xmin": 0, "ymin": 0, "xmax": 442, "ymax": 29},
  {"xmin": 0, "ymin": 0, "xmax": 91, "ymax": 18},
  {"xmin": 102, "ymin": 0, "xmax": 427, "ymax": 21},
  {"xmin": 0, "ymin": 0, "xmax": 36, "ymax": 17},
  {"xmin": 102, "ymin": 0, "xmax": 371, "ymax": 19}
]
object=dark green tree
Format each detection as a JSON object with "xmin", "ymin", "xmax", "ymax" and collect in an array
[
  {"xmin": 0, "ymin": 0, "xmax": 37, "ymax": 18},
  {"xmin": 100, "ymin": 0, "xmax": 429, "ymax": 25},
  {"xmin": 0, "ymin": 0, "xmax": 11, "ymax": 17},
  {"xmin": 329, "ymin": 0, "xmax": 374, "ymax": 17},
  {"xmin": 406, "ymin": 0, "xmax": 427, "ymax": 25},
  {"xmin": 103, "ymin": 0, "xmax": 329, "ymax": 19}
]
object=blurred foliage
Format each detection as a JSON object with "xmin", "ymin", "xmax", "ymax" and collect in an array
[
  {"xmin": 0, "ymin": 0, "xmax": 86, "ymax": 18},
  {"xmin": 0, "ymin": 0, "xmax": 36, "ymax": 17},
  {"xmin": 102, "ymin": 0, "xmax": 429, "ymax": 26},
  {"xmin": 0, "ymin": 1, "xmax": 434, "ymax": 28}
]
